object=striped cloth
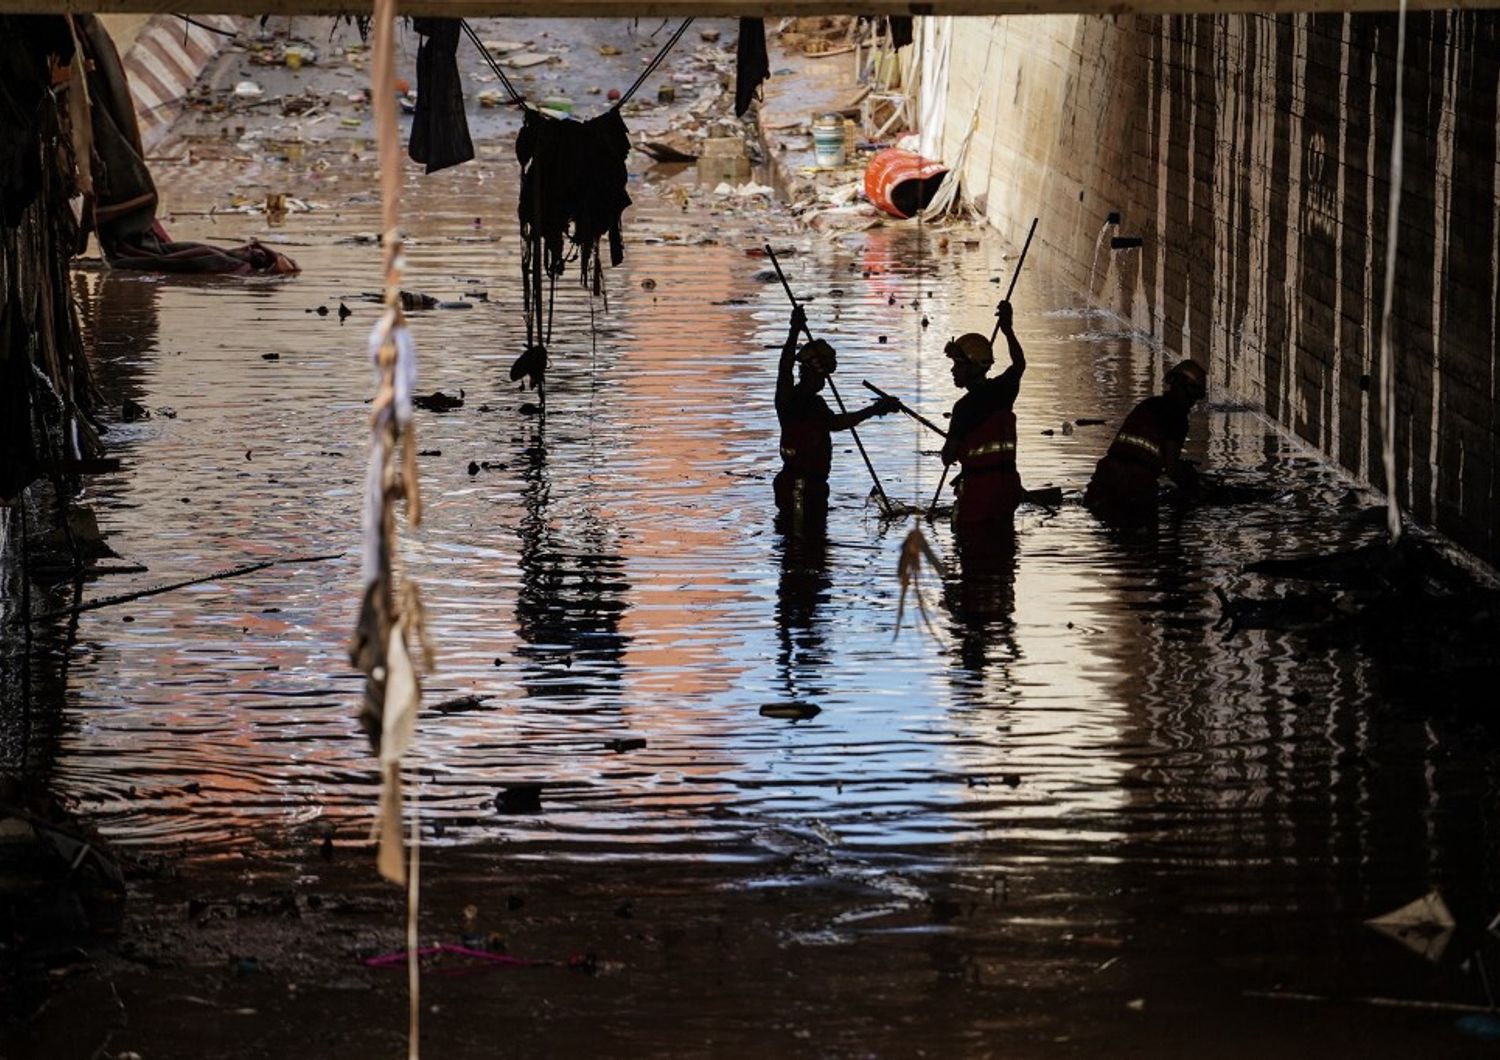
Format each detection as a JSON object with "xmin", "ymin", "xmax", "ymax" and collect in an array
[{"xmin": 121, "ymin": 15, "xmax": 239, "ymax": 152}]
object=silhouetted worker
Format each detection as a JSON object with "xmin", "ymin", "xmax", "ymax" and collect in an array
[
  {"xmin": 1084, "ymin": 359, "xmax": 1208, "ymax": 526},
  {"xmin": 774, "ymin": 306, "xmax": 898, "ymax": 526},
  {"xmin": 941, "ymin": 301, "xmax": 1025, "ymax": 536}
]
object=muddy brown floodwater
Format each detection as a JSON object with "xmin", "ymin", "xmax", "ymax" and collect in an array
[{"xmin": 5, "ymin": 17, "xmax": 1500, "ymax": 1060}]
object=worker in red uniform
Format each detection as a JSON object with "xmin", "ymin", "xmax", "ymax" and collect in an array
[
  {"xmin": 774, "ymin": 306, "xmax": 898, "ymax": 526},
  {"xmin": 1084, "ymin": 359, "xmax": 1208, "ymax": 526},
  {"xmin": 941, "ymin": 301, "xmax": 1025, "ymax": 537}
]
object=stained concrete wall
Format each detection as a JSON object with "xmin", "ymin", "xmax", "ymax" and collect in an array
[{"xmin": 936, "ymin": 13, "xmax": 1500, "ymax": 565}]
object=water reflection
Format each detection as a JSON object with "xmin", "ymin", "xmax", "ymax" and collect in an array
[
  {"xmin": 23, "ymin": 144, "xmax": 1498, "ymax": 1016},
  {"xmin": 772, "ymin": 524, "xmax": 830, "ymax": 704},
  {"xmin": 945, "ymin": 532, "xmax": 1019, "ymax": 678},
  {"xmin": 512, "ymin": 426, "xmax": 630, "ymax": 698}
]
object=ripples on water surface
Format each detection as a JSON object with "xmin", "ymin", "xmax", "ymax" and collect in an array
[{"xmin": 31, "ymin": 148, "xmax": 1499, "ymax": 971}]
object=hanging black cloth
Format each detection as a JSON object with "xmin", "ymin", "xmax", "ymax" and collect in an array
[
  {"xmin": 409, "ymin": 18, "xmax": 473, "ymax": 175},
  {"xmin": 888, "ymin": 17, "xmax": 913, "ymax": 50},
  {"xmin": 516, "ymin": 106, "xmax": 631, "ymax": 312},
  {"xmin": 734, "ymin": 17, "xmax": 769, "ymax": 119}
]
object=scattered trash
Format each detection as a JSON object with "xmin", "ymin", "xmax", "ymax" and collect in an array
[
  {"xmin": 496, "ymin": 784, "xmax": 543, "ymax": 814},
  {"xmin": 261, "ymin": 352, "xmax": 280, "ymax": 361},
  {"xmin": 760, "ymin": 702, "xmax": 821, "ymax": 721},
  {"xmin": 233, "ymin": 81, "xmax": 264, "ymax": 100},
  {"xmin": 1366, "ymin": 889, "xmax": 1455, "ymax": 962},
  {"xmin": 637, "ymin": 139, "xmax": 698, "ymax": 163},
  {"xmin": 894, "ymin": 527, "xmax": 942, "ymax": 638},
  {"xmin": 122, "ymin": 399, "xmax": 151, "ymax": 422},
  {"xmin": 500, "ymin": 51, "xmax": 554, "ymax": 69},
  {"xmin": 282, "ymin": 42, "xmax": 318, "ymax": 69},
  {"xmin": 713, "ymin": 181, "xmax": 773, "ymax": 198},
  {"xmin": 412, "ymin": 390, "xmax": 464, "ymax": 412},
  {"xmin": 510, "ymin": 344, "xmax": 548, "ymax": 391},
  {"xmin": 432, "ymin": 694, "xmax": 494, "ymax": 714},
  {"xmin": 1074, "ymin": 417, "xmax": 1106, "ymax": 426},
  {"xmin": 265, "ymin": 192, "xmax": 288, "ymax": 226},
  {"xmin": 359, "ymin": 290, "xmax": 439, "ymax": 311},
  {"xmin": 640, "ymin": 278, "xmax": 657, "ymax": 290}
]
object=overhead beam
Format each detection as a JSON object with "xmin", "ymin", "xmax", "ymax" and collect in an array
[{"xmin": 0, "ymin": 0, "xmax": 1488, "ymax": 16}]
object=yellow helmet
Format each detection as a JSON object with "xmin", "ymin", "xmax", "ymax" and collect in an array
[
  {"xmin": 945, "ymin": 332, "xmax": 994, "ymax": 368},
  {"xmin": 797, "ymin": 339, "xmax": 837, "ymax": 375},
  {"xmin": 1165, "ymin": 359, "xmax": 1207, "ymax": 396}
]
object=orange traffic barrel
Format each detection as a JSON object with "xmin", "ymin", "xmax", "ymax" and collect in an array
[{"xmin": 864, "ymin": 148, "xmax": 949, "ymax": 219}]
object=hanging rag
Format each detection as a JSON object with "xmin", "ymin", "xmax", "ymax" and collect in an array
[
  {"xmin": 515, "ymin": 105, "xmax": 632, "ymax": 340},
  {"xmin": 0, "ymin": 18, "xmax": 73, "ymax": 228},
  {"xmin": 888, "ymin": 17, "xmax": 914, "ymax": 50},
  {"xmin": 409, "ymin": 18, "xmax": 473, "ymax": 175},
  {"xmin": 70, "ymin": 15, "xmax": 298, "ymax": 275},
  {"xmin": 734, "ymin": 18, "xmax": 769, "ymax": 118}
]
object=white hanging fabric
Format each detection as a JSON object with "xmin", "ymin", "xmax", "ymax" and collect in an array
[{"xmin": 916, "ymin": 16, "xmax": 953, "ymax": 162}]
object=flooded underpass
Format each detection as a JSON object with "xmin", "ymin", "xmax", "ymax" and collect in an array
[{"xmin": 5, "ymin": 16, "xmax": 1500, "ymax": 1060}]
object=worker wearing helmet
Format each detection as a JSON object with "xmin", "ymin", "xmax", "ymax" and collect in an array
[
  {"xmin": 1084, "ymin": 359, "xmax": 1208, "ymax": 526},
  {"xmin": 774, "ymin": 305, "xmax": 898, "ymax": 527},
  {"xmin": 940, "ymin": 300, "xmax": 1026, "ymax": 534}
]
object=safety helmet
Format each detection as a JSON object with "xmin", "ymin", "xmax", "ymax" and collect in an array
[
  {"xmin": 1165, "ymin": 359, "xmax": 1207, "ymax": 397},
  {"xmin": 945, "ymin": 332, "xmax": 994, "ymax": 369},
  {"xmin": 797, "ymin": 338, "xmax": 837, "ymax": 375}
]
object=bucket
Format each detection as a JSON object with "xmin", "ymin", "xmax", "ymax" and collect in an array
[
  {"xmin": 864, "ymin": 148, "xmax": 950, "ymax": 219},
  {"xmin": 812, "ymin": 114, "xmax": 846, "ymax": 168}
]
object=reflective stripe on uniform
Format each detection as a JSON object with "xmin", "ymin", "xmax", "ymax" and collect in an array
[
  {"xmin": 966, "ymin": 440, "xmax": 1016, "ymax": 459},
  {"xmin": 1115, "ymin": 432, "xmax": 1161, "ymax": 459}
]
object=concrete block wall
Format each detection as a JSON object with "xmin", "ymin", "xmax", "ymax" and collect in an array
[{"xmin": 937, "ymin": 13, "xmax": 1500, "ymax": 566}]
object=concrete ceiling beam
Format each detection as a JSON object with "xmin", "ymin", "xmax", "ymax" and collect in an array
[{"xmin": 0, "ymin": 0, "xmax": 1485, "ymax": 16}]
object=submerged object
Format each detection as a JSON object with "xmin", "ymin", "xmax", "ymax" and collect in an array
[
  {"xmin": 1365, "ymin": 890, "xmax": 1455, "ymax": 963},
  {"xmin": 412, "ymin": 389, "xmax": 464, "ymax": 412},
  {"xmin": 510, "ymin": 344, "xmax": 548, "ymax": 390},
  {"xmin": 760, "ymin": 702, "xmax": 821, "ymax": 721},
  {"xmin": 864, "ymin": 148, "xmax": 949, "ymax": 220}
]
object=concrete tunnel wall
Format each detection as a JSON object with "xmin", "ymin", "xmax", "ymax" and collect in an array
[{"xmin": 933, "ymin": 13, "xmax": 1500, "ymax": 567}]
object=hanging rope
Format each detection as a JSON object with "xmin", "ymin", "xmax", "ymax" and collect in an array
[
  {"xmin": 355, "ymin": 0, "xmax": 432, "ymax": 1053},
  {"xmin": 1377, "ymin": 0, "xmax": 1407, "ymax": 546},
  {"xmin": 175, "ymin": 14, "xmax": 237, "ymax": 39},
  {"xmin": 614, "ymin": 18, "xmax": 694, "ymax": 108},
  {"xmin": 459, "ymin": 19, "xmax": 526, "ymax": 106}
]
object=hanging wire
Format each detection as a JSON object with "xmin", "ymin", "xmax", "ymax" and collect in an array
[
  {"xmin": 176, "ymin": 14, "xmax": 237, "ymax": 39},
  {"xmin": 614, "ymin": 18, "xmax": 695, "ymax": 108}
]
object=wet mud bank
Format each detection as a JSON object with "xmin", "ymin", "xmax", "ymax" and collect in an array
[{"xmin": 6, "ymin": 16, "xmax": 1500, "ymax": 1058}]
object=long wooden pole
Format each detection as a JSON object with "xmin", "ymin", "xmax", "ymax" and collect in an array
[
  {"xmin": 863, "ymin": 380, "xmax": 947, "ymax": 437},
  {"xmin": 764, "ymin": 245, "xmax": 892, "ymax": 516},
  {"xmin": 990, "ymin": 216, "xmax": 1039, "ymax": 343},
  {"xmin": 930, "ymin": 219, "xmax": 1039, "ymax": 518}
]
